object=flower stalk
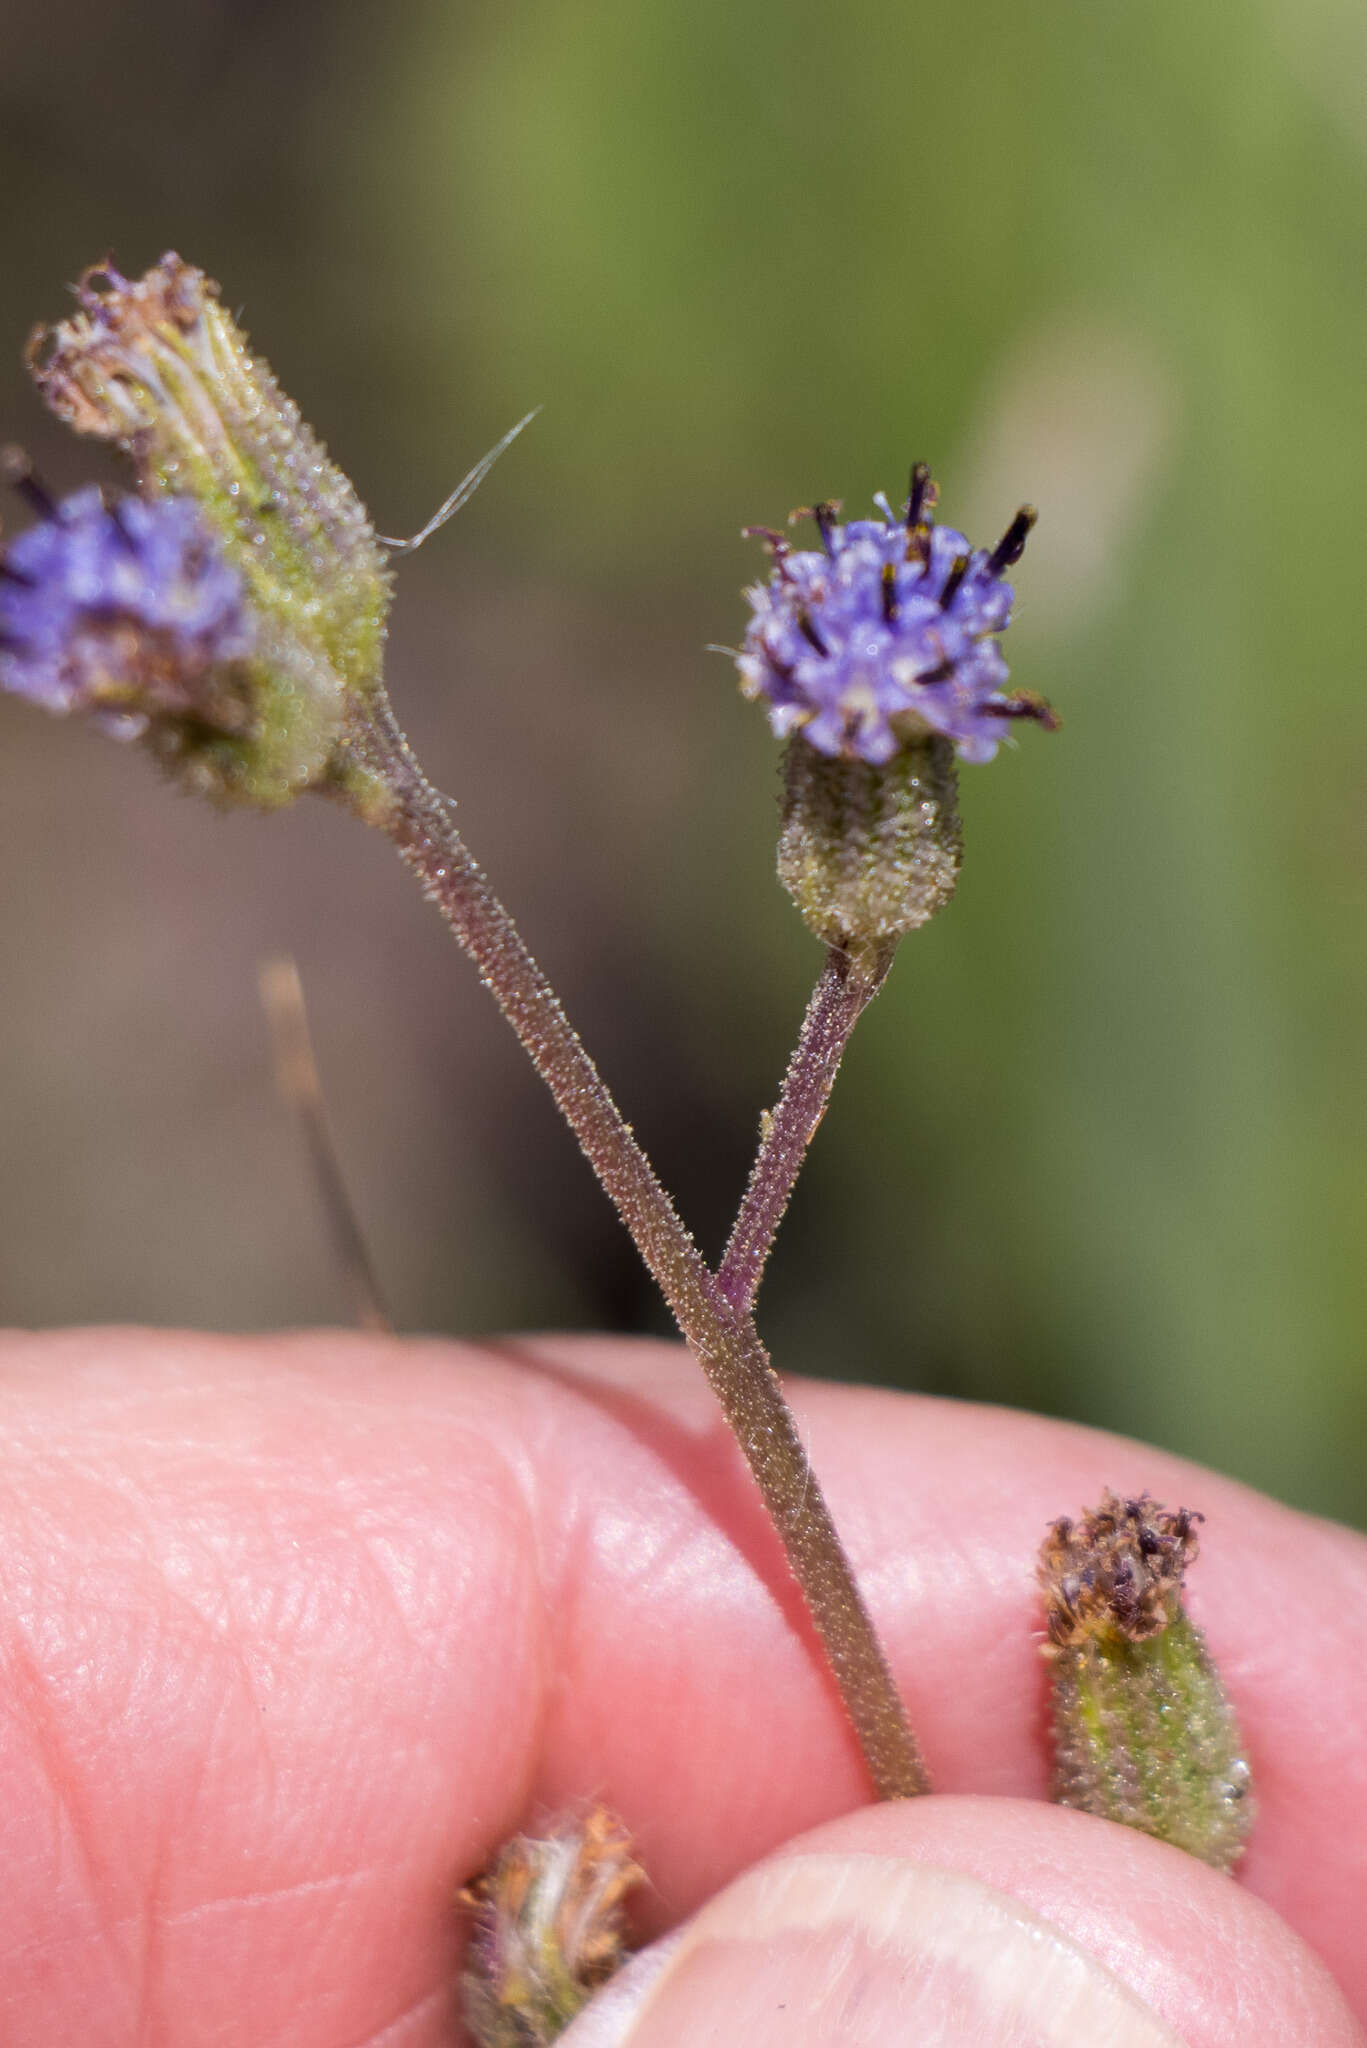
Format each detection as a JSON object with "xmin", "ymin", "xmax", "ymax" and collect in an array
[
  {"xmin": 719, "ymin": 943, "xmax": 890, "ymax": 1314},
  {"xmin": 4, "ymin": 257, "xmax": 1059, "ymax": 1815},
  {"xmin": 344, "ymin": 696, "xmax": 929, "ymax": 1800},
  {"xmin": 717, "ymin": 482, "xmax": 1058, "ymax": 1324}
]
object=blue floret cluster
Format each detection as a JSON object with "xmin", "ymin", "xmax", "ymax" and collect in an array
[
  {"xmin": 737, "ymin": 478, "xmax": 1054, "ymax": 765},
  {"xmin": 0, "ymin": 487, "xmax": 251, "ymax": 730}
]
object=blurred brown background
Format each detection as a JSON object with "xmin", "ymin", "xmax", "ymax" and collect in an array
[{"xmin": 2, "ymin": 0, "xmax": 1365, "ymax": 1526}]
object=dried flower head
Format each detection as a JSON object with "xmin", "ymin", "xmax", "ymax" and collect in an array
[
  {"xmin": 461, "ymin": 1807, "xmax": 643, "ymax": 2047},
  {"xmin": 11, "ymin": 254, "xmax": 404, "ymax": 806},
  {"xmin": 0, "ymin": 483, "xmax": 251, "ymax": 736},
  {"xmin": 1039, "ymin": 1490, "xmax": 1203, "ymax": 1648},
  {"xmin": 1039, "ymin": 1491, "xmax": 1254, "ymax": 1872},
  {"xmin": 26, "ymin": 253, "xmax": 390, "ymax": 694},
  {"xmin": 737, "ymin": 467, "xmax": 1057, "ymax": 766}
]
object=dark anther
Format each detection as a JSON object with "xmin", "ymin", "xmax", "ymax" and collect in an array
[
  {"xmin": 993, "ymin": 689, "xmax": 1061, "ymax": 730},
  {"xmin": 0, "ymin": 558, "xmax": 36, "ymax": 586},
  {"xmin": 905, "ymin": 462, "xmax": 934, "ymax": 530},
  {"xmin": 798, "ymin": 610, "xmax": 828, "ymax": 655},
  {"xmin": 1, "ymin": 446, "xmax": 57, "ymax": 522},
  {"xmin": 906, "ymin": 523, "xmax": 931, "ymax": 569},
  {"xmin": 789, "ymin": 502, "xmax": 841, "ymax": 558},
  {"xmin": 987, "ymin": 505, "xmax": 1037, "ymax": 577},
  {"xmin": 938, "ymin": 553, "xmax": 971, "ymax": 609},
  {"xmin": 743, "ymin": 525, "xmax": 797, "ymax": 581},
  {"xmin": 881, "ymin": 561, "xmax": 898, "ymax": 623},
  {"xmin": 813, "ymin": 501, "xmax": 839, "ymax": 557},
  {"xmin": 917, "ymin": 658, "xmax": 953, "ymax": 686}
]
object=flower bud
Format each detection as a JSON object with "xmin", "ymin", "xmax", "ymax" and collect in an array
[
  {"xmin": 1039, "ymin": 1491, "xmax": 1254, "ymax": 1872},
  {"xmin": 461, "ymin": 1807, "xmax": 643, "ymax": 2047}
]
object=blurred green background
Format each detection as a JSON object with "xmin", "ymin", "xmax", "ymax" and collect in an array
[{"xmin": 1, "ymin": 0, "xmax": 1364, "ymax": 1526}]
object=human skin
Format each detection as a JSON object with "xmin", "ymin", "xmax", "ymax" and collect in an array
[{"xmin": 0, "ymin": 1328, "xmax": 1361, "ymax": 2044}]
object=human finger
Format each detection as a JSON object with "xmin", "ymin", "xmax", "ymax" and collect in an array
[
  {"xmin": 561, "ymin": 1798, "xmax": 1364, "ymax": 2048},
  {"xmin": 0, "ymin": 1327, "xmax": 1362, "ymax": 2043}
]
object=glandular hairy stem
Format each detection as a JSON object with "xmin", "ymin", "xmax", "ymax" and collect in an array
[
  {"xmin": 719, "ymin": 944, "xmax": 890, "ymax": 1314},
  {"xmin": 341, "ymin": 694, "xmax": 929, "ymax": 1802},
  {"xmin": 716, "ymin": 734, "xmax": 964, "ymax": 1319}
]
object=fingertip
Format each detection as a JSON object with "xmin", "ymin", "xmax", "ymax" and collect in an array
[{"xmin": 565, "ymin": 1799, "xmax": 1365, "ymax": 2048}]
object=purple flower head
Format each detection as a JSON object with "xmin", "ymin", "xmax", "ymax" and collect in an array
[
  {"xmin": 736, "ymin": 466, "xmax": 1057, "ymax": 766},
  {"xmin": 0, "ymin": 484, "xmax": 253, "ymax": 736}
]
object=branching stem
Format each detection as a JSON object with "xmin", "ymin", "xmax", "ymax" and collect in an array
[
  {"xmin": 719, "ymin": 944, "xmax": 891, "ymax": 1314},
  {"xmin": 344, "ymin": 699, "xmax": 928, "ymax": 1801}
]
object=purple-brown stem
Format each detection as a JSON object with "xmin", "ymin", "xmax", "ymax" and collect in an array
[
  {"xmin": 718, "ymin": 944, "xmax": 891, "ymax": 1314},
  {"xmin": 345, "ymin": 699, "xmax": 928, "ymax": 1801}
]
